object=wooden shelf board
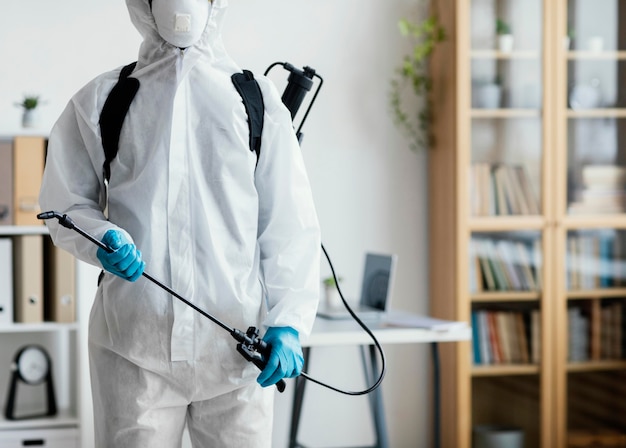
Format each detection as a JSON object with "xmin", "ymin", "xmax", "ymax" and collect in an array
[
  {"xmin": 562, "ymin": 215, "xmax": 626, "ymax": 229},
  {"xmin": 471, "ymin": 109, "xmax": 541, "ymax": 118},
  {"xmin": 567, "ymin": 288, "xmax": 626, "ymax": 299},
  {"xmin": 567, "ymin": 109, "xmax": 626, "ymax": 118},
  {"xmin": 567, "ymin": 50, "xmax": 626, "ymax": 60},
  {"xmin": 471, "ymin": 50, "xmax": 541, "ymax": 60},
  {"xmin": 567, "ymin": 360, "xmax": 626, "ymax": 372},
  {"xmin": 469, "ymin": 215, "xmax": 545, "ymax": 231},
  {"xmin": 472, "ymin": 292, "xmax": 540, "ymax": 302},
  {"xmin": 472, "ymin": 364, "xmax": 540, "ymax": 376}
]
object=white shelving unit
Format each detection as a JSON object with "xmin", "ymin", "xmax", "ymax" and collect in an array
[{"xmin": 0, "ymin": 225, "xmax": 96, "ymax": 447}]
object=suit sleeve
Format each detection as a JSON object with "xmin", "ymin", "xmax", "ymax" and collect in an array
[
  {"xmin": 39, "ymin": 88, "xmax": 132, "ymax": 267},
  {"xmin": 254, "ymin": 77, "xmax": 321, "ymax": 338}
]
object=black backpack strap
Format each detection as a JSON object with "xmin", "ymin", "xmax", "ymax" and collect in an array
[
  {"xmin": 231, "ymin": 70, "xmax": 264, "ymax": 162},
  {"xmin": 99, "ymin": 62, "xmax": 140, "ymax": 183}
]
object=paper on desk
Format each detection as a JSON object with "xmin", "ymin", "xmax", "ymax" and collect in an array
[{"xmin": 385, "ymin": 312, "xmax": 468, "ymax": 331}]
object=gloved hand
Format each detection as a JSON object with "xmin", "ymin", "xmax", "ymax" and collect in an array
[
  {"xmin": 96, "ymin": 229, "xmax": 145, "ymax": 282},
  {"xmin": 257, "ymin": 326, "xmax": 304, "ymax": 388}
]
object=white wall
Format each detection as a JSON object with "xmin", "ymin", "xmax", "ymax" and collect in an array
[{"xmin": 1, "ymin": 1, "xmax": 432, "ymax": 447}]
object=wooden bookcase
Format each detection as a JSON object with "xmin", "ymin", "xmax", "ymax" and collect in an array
[{"xmin": 429, "ymin": 1, "xmax": 626, "ymax": 447}]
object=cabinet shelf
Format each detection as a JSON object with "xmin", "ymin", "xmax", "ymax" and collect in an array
[
  {"xmin": 0, "ymin": 322, "xmax": 79, "ymax": 334},
  {"xmin": 567, "ymin": 360, "xmax": 626, "ymax": 373},
  {"xmin": 0, "ymin": 410, "xmax": 79, "ymax": 430},
  {"xmin": 567, "ymin": 288, "xmax": 626, "ymax": 300},
  {"xmin": 469, "ymin": 216, "xmax": 545, "ymax": 231},
  {"xmin": 562, "ymin": 215, "xmax": 626, "ymax": 229},
  {"xmin": 0, "ymin": 226, "xmax": 48, "ymax": 236},
  {"xmin": 471, "ymin": 50, "xmax": 541, "ymax": 60},
  {"xmin": 472, "ymin": 291, "xmax": 540, "ymax": 303},
  {"xmin": 567, "ymin": 50, "xmax": 626, "ymax": 60},
  {"xmin": 472, "ymin": 364, "xmax": 540, "ymax": 376},
  {"xmin": 567, "ymin": 109, "xmax": 626, "ymax": 118},
  {"xmin": 471, "ymin": 109, "xmax": 541, "ymax": 118}
]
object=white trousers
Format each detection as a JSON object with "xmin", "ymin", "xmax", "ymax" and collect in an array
[{"xmin": 89, "ymin": 343, "xmax": 275, "ymax": 448}]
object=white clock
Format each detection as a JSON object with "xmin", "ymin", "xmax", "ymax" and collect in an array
[
  {"xmin": 5, "ymin": 345, "xmax": 57, "ymax": 420},
  {"xmin": 15, "ymin": 345, "xmax": 50, "ymax": 384}
]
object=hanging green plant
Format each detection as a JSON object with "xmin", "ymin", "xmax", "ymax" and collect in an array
[{"xmin": 389, "ymin": 14, "xmax": 445, "ymax": 152}]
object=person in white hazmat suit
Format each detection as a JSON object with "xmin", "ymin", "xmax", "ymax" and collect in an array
[{"xmin": 38, "ymin": 0, "xmax": 321, "ymax": 446}]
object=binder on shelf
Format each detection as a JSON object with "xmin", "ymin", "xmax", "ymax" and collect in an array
[
  {"xmin": 0, "ymin": 140, "xmax": 13, "ymax": 225},
  {"xmin": 13, "ymin": 136, "xmax": 46, "ymax": 226},
  {"xmin": 44, "ymin": 237, "xmax": 76, "ymax": 323},
  {"xmin": 0, "ymin": 238, "xmax": 13, "ymax": 324},
  {"xmin": 13, "ymin": 235, "xmax": 44, "ymax": 323}
]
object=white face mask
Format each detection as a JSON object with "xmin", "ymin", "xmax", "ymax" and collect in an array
[{"xmin": 151, "ymin": 0, "xmax": 211, "ymax": 48}]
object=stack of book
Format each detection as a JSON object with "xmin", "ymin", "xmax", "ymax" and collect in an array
[
  {"xmin": 469, "ymin": 236, "xmax": 542, "ymax": 292},
  {"xmin": 470, "ymin": 163, "xmax": 540, "ymax": 216},
  {"xmin": 566, "ymin": 230, "xmax": 625, "ymax": 289},
  {"xmin": 567, "ymin": 302, "xmax": 624, "ymax": 362},
  {"xmin": 569, "ymin": 165, "xmax": 626, "ymax": 215},
  {"xmin": 471, "ymin": 309, "xmax": 540, "ymax": 365}
]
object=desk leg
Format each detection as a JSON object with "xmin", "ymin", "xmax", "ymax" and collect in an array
[
  {"xmin": 288, "ymin": 347, "xmax": 311, "ymax": 448},
  {"xmin": 360, "ymin": 345, "xmax": 388, "ymax": 448},
  {"xmin": 431, "ymin": 342, "xmax": 440, "ymax": 448}
]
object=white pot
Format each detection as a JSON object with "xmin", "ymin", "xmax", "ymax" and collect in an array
[
  {"xmin": 587, "ymin": 36, "xmax": 604, "ymax": 53},
  {"xmin": 563, "ymin": 36, "xmax": 571, "ymax": 51},
  {"xmin": 324, "ymin": 285, "xmax": 342, "ymax": 308},
  {"xmin": 476, "ymin": 84, "xmax": 502, "ymax": 109},
  {"xmin": 22, "ymin": 109, "xmax": 39, "ymax": 128},
  {"xmin": 497, "ymin": 34, "xmax": 514, "ymax": 53}
]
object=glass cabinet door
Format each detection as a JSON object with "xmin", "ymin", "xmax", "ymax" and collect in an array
[
  {"xmin": 561, "ymin": 1, "xmax": 626, "ymax": 446},
  {"xmin": 469, "ymin": 0, "xmax": 544, "ymax": 218},
  {"xmin": 467, "ymin": 1, "xmax": 547, "ymax": 447},
  {"xmin": 567, "ymin": 0, "xmax": 626, "ymax": 216}
]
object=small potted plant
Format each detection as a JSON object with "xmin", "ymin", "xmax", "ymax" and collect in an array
[
  {"xmin": 322, "ymin": 275, "xmax": 343, "ymax": 308},
  {"xmin": 15, "ymin": 94, "xmax": 42, "ymax": 128},
  {"xmin": 564, "ymin": 26, "xmax": 575, "ymax": 51},
  {"xmin": 496, "ymin": 19, "xmax": 514, "ymax": 53}
]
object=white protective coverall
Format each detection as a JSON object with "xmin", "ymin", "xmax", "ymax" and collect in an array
[{"xmin": 38, "ymin": 0, "xmax": 321, "ymax": 446}]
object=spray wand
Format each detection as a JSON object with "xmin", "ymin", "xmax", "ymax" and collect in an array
[{"xmin": 37, "ymin": 210, "xmax": 286, "ymax": 393}]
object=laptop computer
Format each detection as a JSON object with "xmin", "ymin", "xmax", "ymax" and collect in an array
[{"xmin": 317, "ymin": 252, "xmax": 398, "ymax": 320}]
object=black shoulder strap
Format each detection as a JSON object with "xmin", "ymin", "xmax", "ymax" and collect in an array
[
  {"xmin": 231, "ymin": 70, "xmax": 264, "ymax": 162},
  {"xmin": 99, "ymin": 61, "xmax": 139, "ymax": 183},
  {"xmin": 98, "ymin": 65, "xmax": 262, "ymax": 183}
]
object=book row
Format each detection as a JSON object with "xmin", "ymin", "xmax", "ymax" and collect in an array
[
  {"xmin": 469, "ymin": 163, "xmax": 541, "ymax": 216},
  {"xmin": 470, "ymin": 236, "xmax": 543, "ymax": 292},
  {"xmin": 569, "ymin": 165, "xmax": 626, "ymax": 215},
  {"xmin": 568, "ymin": 301, "xmax": 625, "ymax": 362},
  {"xmin": 0, "ymin": 136, "xmax": 46, "ymax": 227},
  {"xmin": 567, "ymin": 230, "xmax": 626, "ymax": 290},
  {"xmin": 0, "ymin": 235, "xmax": 76, "ymax": 325},
  {"xmin": 471, "ymin": 309, "xmax": 541, "ymax": 365}
]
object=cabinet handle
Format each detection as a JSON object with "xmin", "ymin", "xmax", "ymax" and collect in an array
[{"xmin": 22, "ymin": 440, "xmax": 45, "ymax": 446}]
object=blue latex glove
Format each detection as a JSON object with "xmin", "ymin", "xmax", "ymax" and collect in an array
[
  {"xmin": 257, "ymin": 326, "xmax": 304, "ymax": 388},
  {"xmin": 96, "ymin": 229, "xmax": 145, "ymax": 282}
]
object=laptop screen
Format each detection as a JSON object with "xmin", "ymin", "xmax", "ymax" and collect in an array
[{"xmin": 359, "ymin": 253, "xmax": 397, "ymax": 311}]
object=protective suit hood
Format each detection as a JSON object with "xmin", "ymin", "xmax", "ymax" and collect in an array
[{"xmin": 126, "ymin": 0, "xmax": 228, "ymax": 64}]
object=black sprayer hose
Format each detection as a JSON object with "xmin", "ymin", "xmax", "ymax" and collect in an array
[{"xmin": 38, "ymin": 211, "xmax": 385, "ymax": 396}]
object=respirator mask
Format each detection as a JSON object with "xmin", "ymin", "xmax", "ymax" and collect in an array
[{"xmin": 150, "ymin": 0, "xmax": 211, "ymax": 48}]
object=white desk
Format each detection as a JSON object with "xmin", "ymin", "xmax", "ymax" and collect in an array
[{"xmin": 289, "ymin": 311, "xmax": 472, "ymax": 448}]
